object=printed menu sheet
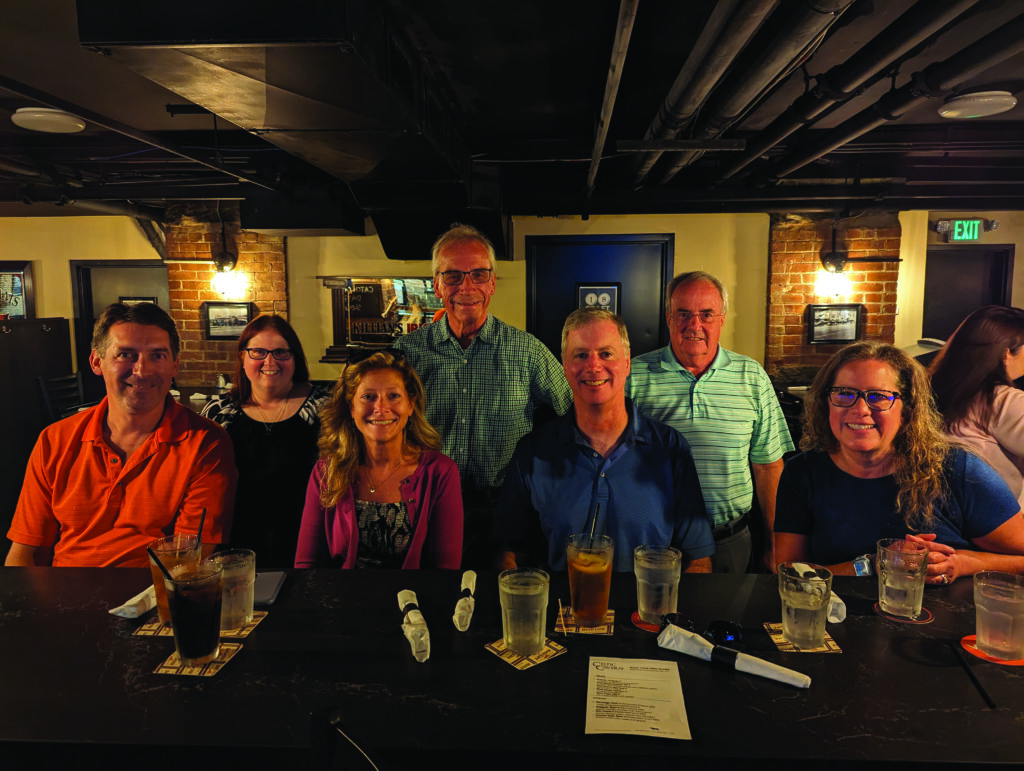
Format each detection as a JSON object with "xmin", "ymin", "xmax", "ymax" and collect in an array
[{"xmin": 584, "ymin": 657, "xmax": 690, "ymax": 740}]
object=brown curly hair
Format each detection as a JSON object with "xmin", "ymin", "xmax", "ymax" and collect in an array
[
  {"xmin": 317, "ymin": 350, "xmax": 441, "ymax": 507},
  {"xmin": 801, "ymin": 341, "xmax": 950, "ymax": 528}
]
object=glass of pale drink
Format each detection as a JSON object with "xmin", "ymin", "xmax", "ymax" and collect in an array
[
  {"xmin": 212, "ymin": 548, "xmax": 255, "ymax": 632},
  {"xmin": 974, "ymin": 571, "xmax": 1024, "ymax": 661},
  {"xmin": 778, "ymin": 562, "xmax": 832, "ymax": 649},
  {"xmin": 566, "ymin": 534, "xmax": 614, "ymax": 627},
  {"xmin": 498, "ymin": 568, "xmax": 549, "ymax": 657},
  {"xmin": 876, "ymin": 538, "xmax": 929, "ymax": 620},
  {"xmin": 633, "ymin": 545, "xmax": 682, "ymax": 625}
]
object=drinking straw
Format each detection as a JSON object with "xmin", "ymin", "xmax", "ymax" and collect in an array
[
  {"xmin": 147, "ymin": 546, "xmax": 174, "ymax": 583},
  {"xmin": 197, "ymin": 507, "xmax": 207, "ymax": 545},
  {"xmin": 588, "ymin": 503, "xmax": 600, "ymax": 547}
]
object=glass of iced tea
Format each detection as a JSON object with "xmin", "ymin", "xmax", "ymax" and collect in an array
[
  {"xmin": 149, "ymin": 534, "xmax": 201, "ymax": 626},
  {"xmin": 566, "ymin": 534, "xmax": 614, "ymax": 627}
]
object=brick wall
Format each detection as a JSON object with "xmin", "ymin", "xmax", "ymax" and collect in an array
[
  {"xmin": 765, "ymin": 212, "xmax": 901, "ymax": 381},
  {"xmin": 164, "ymin": 203, "xmax": 287, "ymax": 386}
]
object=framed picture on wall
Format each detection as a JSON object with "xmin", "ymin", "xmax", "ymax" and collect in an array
[
  {"xmin": 119, "ymin": 296, "xmax": 158, "ymax": 307},
  {"xmin": 202, "ymin": 301, "xmax": 255, "ymax": 340},
  {"xmin": 0, "ymin": 261, "xmax": 34, "ymax": 319},
  {"xmin": 807, "ymin": 304, "xmax": 862, "ymax": 344}
]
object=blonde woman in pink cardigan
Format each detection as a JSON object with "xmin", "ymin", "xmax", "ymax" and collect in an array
[{"xmin": 295, "ymin": 349, "xmax": 463, "ymax": 569}]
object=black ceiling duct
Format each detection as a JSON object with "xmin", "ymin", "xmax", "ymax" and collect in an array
[{"xmin": 370, "ymin": 211, "xmax": 509, "ymax": 262}]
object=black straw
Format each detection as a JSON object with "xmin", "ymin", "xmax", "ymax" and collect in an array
[{"xmin": 197, "ymin": 507, "xmax": 207, "ymax": 545}]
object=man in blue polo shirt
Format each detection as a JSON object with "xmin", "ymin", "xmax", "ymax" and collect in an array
[{"xmin": 497, "ymin": 308, "xmax": 714, "ymax": 572}]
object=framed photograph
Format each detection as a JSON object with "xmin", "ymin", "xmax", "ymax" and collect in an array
[
  {"xmin": 808, "ymin": 304, "xmax": 862, "ymax": 345},
  {"xmin": 203, "ymin": 301, "xmax": 254, "ymax": 340},
  {"xmin": 0, "ymin": 261, "xmax": 34, "ymax": 319},
  {"xmin": 576, "ymin": 283, "xmax": 621, "ymax": 315},
  {"xmin": 119, "ymin": 296, "xmax": 158, "ymax": 307}
]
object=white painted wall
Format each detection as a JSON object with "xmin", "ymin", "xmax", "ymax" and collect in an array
[
  {"xmin": 0, "ymin": 217, "xmax": 160, "ymax": 367},
  {"xmin": 291, "ymin": 213, "xmax": 772, "ymax": 380}
]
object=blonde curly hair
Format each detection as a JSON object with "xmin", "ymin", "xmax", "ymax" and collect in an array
[
  {"xmin": 317, "ymin": 350, "xmax": 441, "ymax": 507},
  {"xmin": 801, "ymin": 341, "xmax": 949, "ymax": 528}
]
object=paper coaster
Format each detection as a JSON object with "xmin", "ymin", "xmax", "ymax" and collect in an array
[
  {"xmin": 960, "ymin": 635, "xmax": 1024, "ymax": 666},
  {"xmin": 486, "ymin": 637, "xmax": 567, "ymax": 670},
  {"xmin": 135, "ymin": 611, "xmax": 267, "ymax": 639},
  {"xmin": 630, "ymin": 611, "xmax": 661, "ymax": 633},
  {"xmin": 219, "ymin": 611, "xmax": 268, "ymax": 639},
  {"xmin": 873, "ymin": 603, "xmax": 933, "ymax": 624},
  {"xmin": 763, "ymin": 622, "xmax": 842, "ymax": 653},
  {"xmin": 155, "ymin": 642, "xmax": 243, "ymax": 676},
  {"xmin": 556, "ymin": 606, "xmax": 615, "ymax": 635}
]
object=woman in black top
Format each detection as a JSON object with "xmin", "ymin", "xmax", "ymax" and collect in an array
[{"xmin": 202, "ymin": 314, "xmax": 329, "ymax": 566}]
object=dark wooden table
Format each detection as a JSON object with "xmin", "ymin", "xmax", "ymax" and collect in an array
[{"xmin": 0, "ymin": 568, "xmax": 1020, "ymax": 769}]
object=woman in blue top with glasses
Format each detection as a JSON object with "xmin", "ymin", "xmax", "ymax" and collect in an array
[
  {"xmin": 774, "ymin": 341, "xmax": 1024, "ymax": 584},
  {"xmin": 202, "ymin": 314, "xmax": 330, "ymax": 567}
]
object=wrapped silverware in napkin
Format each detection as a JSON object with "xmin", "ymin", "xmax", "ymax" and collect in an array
[
  {"xmin": 452, "ymin": 570, "xmax": 476, "ymax": 631},
  {"xmin": 109, "ymin": 585, "xmax": 156, "ymax": 618},
  {"xmin": 658, "ymin": 623, "xmax": 811, "ymax": 688},
  {"xmin": 398, "ymin": 590, "xmax": 430, "ymax": 663}
]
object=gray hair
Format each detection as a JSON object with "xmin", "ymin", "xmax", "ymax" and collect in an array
[
  {"xmin": 561, "ymin": 307, "xmax": 630, "ymax": 360},
  {"xmin": 665, "ymin": 271, "xmax": 729, "ymax": 314},
  {"xmin": 430, "ymin": 223, "xmax": 498, "ymax": 275}
]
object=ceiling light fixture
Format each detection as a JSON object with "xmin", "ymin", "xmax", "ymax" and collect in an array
[
  {"xmin": 11, "ymin": 107, "xmax": 87, "ymax": 133},
  {"xmin": 938, "ymin": 91, "xmax": 1017, "ymax": 120}
]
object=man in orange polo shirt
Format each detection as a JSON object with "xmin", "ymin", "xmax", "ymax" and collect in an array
[{"xmin": 5, "ymin": 303, "xmax": 236, "ymax": 567}]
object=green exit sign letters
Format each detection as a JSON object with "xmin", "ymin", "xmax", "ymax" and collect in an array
[{"xmin": 947, "ymin": 219, "xmax": 983, "ymax": 242}]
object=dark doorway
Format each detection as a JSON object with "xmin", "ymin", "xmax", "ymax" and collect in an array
[
  {"xmin": 71, "ymin": 261, "xmax": 170, "ymax": 401},
  {"xmin": 526, "ymin": 234, "xmax": 673, "ymax": 360},
  {"xmin": 923, "ymin": 245, "xmax": 1015, "ymax": 341}
]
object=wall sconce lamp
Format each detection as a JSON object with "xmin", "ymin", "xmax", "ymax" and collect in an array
[
  {"xmin": 213, "ymin": 218, "xmax": 237, "ymax": 272},
  {"xmin": 818, "ymin": 221, "xmax": 903, "ymax": 274},
  {"xmin": 816, "ymin": 219, "xmax": 902, "ymax": 299}
]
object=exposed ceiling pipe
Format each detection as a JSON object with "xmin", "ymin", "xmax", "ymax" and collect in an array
[
  {"xmin": 136, "ymin": 218, "xmax": 168, "ymax": 260},
  {"xmin": 656, "ymin": 0, "xmax": 855, "ymax": 184},
  {"xmin": 718, "ymin": 0, "xmax": 983, "ymax": 182},
  {"xmin": 55, "ymin": 195, "xmax": 165, "ymax": 220},
  {"xmin": 630, "ymin": 0, "xmax": 778, "ymax": 186},
  {"xmin": 0, "ymin": 75, "xmax": 282, "ymax": 193},
  {"xmin": 584, "ymin": 0, "xmax": 639, "ymax": 213},
  {"xmin": 760, "ymin": 11, "xmax": 1024, "ymax": 182},
  {"xmin": 0, "ymin": 158, "xmax": 43, "ymax": 178}
]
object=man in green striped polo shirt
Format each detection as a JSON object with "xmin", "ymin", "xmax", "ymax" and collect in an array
[{"xmin": 627, "ymin": 271, "xmax": 794, "ymax": 573}]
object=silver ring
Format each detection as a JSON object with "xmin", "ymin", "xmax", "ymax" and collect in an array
[{"xmin": 940, "ymin": 573, "xmax": 950, "ymax": 585}]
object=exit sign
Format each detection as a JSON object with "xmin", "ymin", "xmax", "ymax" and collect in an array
[{"xmin": 947, "ymin": 219, "xmax": 983, "ymax": 242}]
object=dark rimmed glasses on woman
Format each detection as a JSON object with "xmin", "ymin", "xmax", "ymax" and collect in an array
[
  {"xmin": 244, "ymin": 347, "xmax": 293, "ymax": 361},
  {"xmin": 828, "ymin": 387, "xmax": 901, "ymax": 411}
]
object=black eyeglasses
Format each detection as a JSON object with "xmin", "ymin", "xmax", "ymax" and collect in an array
[
  {"xmin": 437, "ymin": 268, "xmax": 493, "ymax": 286},
  {"xmin": 244, "ymin": 347, "xmax": 293, "ymax": 361},
  {"xmin": 669, "ymin": 310, "xmax": 724, "ymax": 324},
  {"xmin": 828, "ymin": 387, "xmax": 901, "ymax": 411}
]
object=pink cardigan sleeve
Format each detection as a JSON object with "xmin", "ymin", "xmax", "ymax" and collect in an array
[
  {"xmin": 295, "ymin": 462, "xmax": 340, "ymax": 568},
  {"xmin": 421, "ymin": 454, "xmax": 464, "ymax": 569}
]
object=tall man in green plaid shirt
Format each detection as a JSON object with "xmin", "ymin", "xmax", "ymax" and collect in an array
[
  {"xmin": 394, "ymin": 224, "xmax": 572, "ymax": 566},
  {"xmin": 627, "ymin": 271, "xmax": 794, "ymax": 574}
]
